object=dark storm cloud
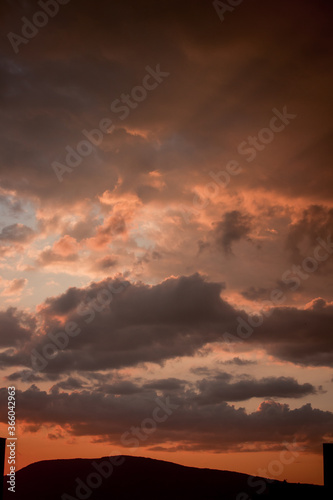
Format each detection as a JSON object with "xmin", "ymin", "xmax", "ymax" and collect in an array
[
  {"xmin": 191, "ymin": 359, "xmax": 257, "ymax": 376},
  {"xmin": 0, "ymin": 223, "xmax": 35, "ymax": 242},
  {"xmin": 91, "ymin": 256, "xmax": 118, "ymax": 272},
  {"xmin": 0, "ymin": 307, "xmax": 34, "ymax": 347},
  {"xmin": 190, "ymin": 366, "xmax": 216, "ymax": 377},
  {"xmin": 36, "ymin": 248, "xmax": 79, "ymax": 266},
  {"xmin": 23, "ymin": 274, "xmax": 235, "ymax": 373},
  {"xmin": 6, "ymin": 370, "xmax": 43, "ymax": 382},
  {"xmin": 241, "ymin": 281, "xmax": 292, "ymax": 303},
  {"xmin": 41, "ymin": 273, "xmax": 229, "ymax": 325},
  {"xmin": 215, "ymin": 210, "xmax": 253, "ymax": 254},
  {"xmin": 0, "ymin": 386, "xmax": 331, "ymax": 453},
  {"xmin": 195, "ymin": 376, "xmax": 316, "ymax": 404},
  {"xmin": 249, "ymin": 299, "xmax": 333, "ymax": 367},
  {"xmin": 6, "ymin": 369, "xmax": 59, "ymax": 382},
  {"xmin": 51, "ymin": 376, "xmax": 86, "ymax": 392},
  {"xmin": 95, "ymin": 381, "xmax": 143, "ymax": 396},
  {"xmin": 1, "ymin": 274, "xmax": 333, "ymax": 374},
  {"xmin": 223, "ymin": 357, "xmax": 257, "ymax": 366},
  {"xmin": 42, "ymin": 286, "xmax": 85, "ymax": 316},
  {"xmin": 143, "ymin": 378, "xmax": 186, "ymax": 391}
]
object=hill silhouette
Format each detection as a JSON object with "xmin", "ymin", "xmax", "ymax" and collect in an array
[{"xmin": 2, "ymin": 455, "xmax": 327, "ymax": 500}]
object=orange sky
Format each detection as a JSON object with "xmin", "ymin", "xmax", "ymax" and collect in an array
[
  {"xmin": 0, "ymin": 0, "xmax": 332, "ymax": 486},
  {"xmin": 1, "ymin": 422, "xmax": 325, "ymax": 485}
]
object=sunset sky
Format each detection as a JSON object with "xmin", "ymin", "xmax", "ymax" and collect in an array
[{"xmin": 0, "ymin": 0, "xmax": 332, "ymax": 486}]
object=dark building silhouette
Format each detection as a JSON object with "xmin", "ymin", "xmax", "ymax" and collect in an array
[
  {"xmin": 0, "ymin": 438, "xmax": 6, "ymax": 500},
  {"xmin": 323, "ymin": 443, "xmax": 333, "ymax": 493}
]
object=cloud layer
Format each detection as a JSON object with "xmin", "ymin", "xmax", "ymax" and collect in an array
[{"xmin": 0, "ymin": 0, "xmax": 332, "ymax": 476}]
